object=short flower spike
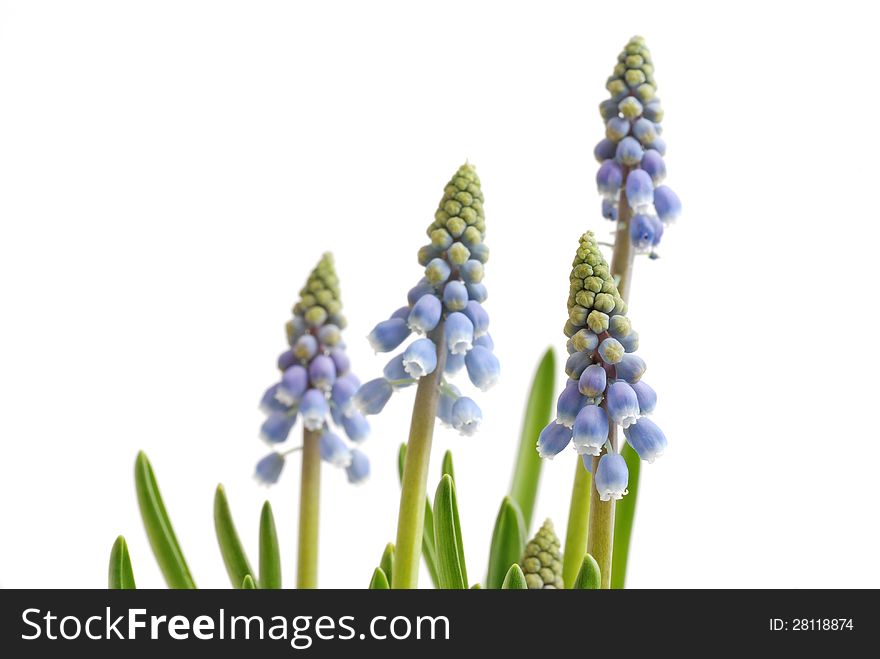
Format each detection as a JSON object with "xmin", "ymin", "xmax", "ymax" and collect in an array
[
  {"xmin": 255, "ymin": 253, "xmax": 370, "ymax": 484},
  {"xmin": 537, "ymin": 232, "xmax": 666, "ymax": 500},
  {"xmin": 356, "ymin": 163, "xmax": 498, "ymax": 435},
  {"xmin": 519, "ymin": 520, "xmax": 564, "ymax": 589},
  {"xmin": 595, "ymin": 36, "xmax": 681, "ymax": 254}
]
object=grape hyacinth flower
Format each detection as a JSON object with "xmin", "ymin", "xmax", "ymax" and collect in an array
[
  {"xmin": 255, "ymin": 253, "xmax": 369, "ymax": 485},
  {"xmin": 595, "ymin": 36, "xmax": 681, "ymax": 256},
  {"xmin": 538, "ymin": 231, "xmax": 666, "ymax": 588},
  {"xmin": 357, "ymin": 163, "xmax": 497, "ymax": 589},
  {"xmin": 253, "ymin": 253, "xmax": 369, "ymax": 589},
  {"xmin": 356, "ymin": 162, "xmax": 497, "ymax": 434}
]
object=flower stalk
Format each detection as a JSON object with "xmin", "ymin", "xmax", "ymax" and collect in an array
[
  {"xmin": 356, "ymin": 162, "xmax": 496, "ymax": 589},
  {"xmin": 296, "ymin": 428, "xmax": 321, "ymax": 589},
  {"xmin": 586, "ymin": 426, "xmax": 617, "ymax": 589},
  {"xmin": 393, "ymin": 326, "xmax": 447, "ymax": 589}
]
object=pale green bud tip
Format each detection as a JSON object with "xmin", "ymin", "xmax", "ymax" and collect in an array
[
  {"xmin": 426, "ymin": 163, "xmax": 487, "ymax": 251},
  {"xmin": 608, "ymin": 36, "xmax": 658, "ymax": 96},
  {"xmin": 566, "ymin": 232, "xmax": 626, "ymax": 336},
  {"xmin": 292, "ymin": 252, "xmax": 347, "ymax": 329},
  {"xmin": 519, "ymin": 519, "xmax": 564, "ymax": 589}
]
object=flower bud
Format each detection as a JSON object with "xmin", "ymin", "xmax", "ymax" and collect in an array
[
  {"xmin": 573, "ymin": 405, "xmax": 610, "ymax": 456},
  {"xmin": 595, "ymin": 452, "xmax": 629, "ymax": 501},
  {"xmin": 465, "ymin": 345, "xmax": 500, "ymax": 391},
  {"xmin": 320, "ymin": 430, "xmax": 352, "ymax": 467},
  {"xmin": 345, "ymin": 449, "xmax": 370, "ymax": 484},
  {"xmin": 255, "ymin": 452, "xmax": 285, "ymax": 485},
  {"xmin": 451, "ymin": 396, "xmax": 483, "ymax": 436},
  {"xmin": 623, "ymin": 417, "xmax": 667, "ymax": 462},
  {"xmin": 408, "ymin": 294, "xmax": 442, "ymax": 333},
  {"xmin": 367, "ymin": 318, "xmax": 411, "ymax": 353},
  {"xmin": 536, "ymin": 421, "xmax": 573, "ymax": 458},
  {"xmin": 403, "ymin": 338, "xmax": 439, "ymax": 378}
]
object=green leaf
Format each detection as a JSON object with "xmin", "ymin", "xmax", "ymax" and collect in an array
[
  {"xmin": 398, "ymin": 443, "xmax": 440, "ymax": 588},
  {"xmin": 379, "ymin": 543, "xmax": 394, "ymax": 587},
  {"xmin": 433, "ymin": 474, "xmax": 468, "ymax": 589},
  {"xmin": 213, "ymin": 484, "xmax": 255, "ymax": 589},
  {"xmin": 108, "ymin": 536, "xmax": 136, "ymax": 589},
  {"xmin": 562, "ymin": 460, "xmax": 592, "ymax": 588},
  {"xmin": 441, "ymin": 450, "xmax": 455, "ymax": 482},
  {"xmin": 470, "ymin": 583, "xmax": 481, "ymax": 589},
  {"xmin": 241, "ymin": 574, "xmax": 257, "ymax": 589},
  {"xmin": 259, "ymin": 501, "xmax": 282, "ymax": 589},
  {"xmin": 611, "ymin": 442, "xmax": 641, "ymax": 589},
  {"xmin": 501, "ymin": 564, "xmax": 528, "ymax": 590},
  {"xmin": 573, "ymin": 553, "xmax": 601, "ymax": 590},
  {"xmin": 369, "ymin": 567, "xmax": 390, "ymax": 589},
  {"xmin": 134, "ymin": 451, "xmax": 196, "ymax": 589},
  {"xmin": 508, "ymin": 348, "xmax": 555, "ymax": 531},
  {"xmin": 486, "ymin": 496, "xmax": 527, "ymax": 589}
]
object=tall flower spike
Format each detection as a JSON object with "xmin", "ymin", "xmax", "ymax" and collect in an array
[
  {"xmin": 519, "ymin": 520, "xmax": 565, "ymax": 589},
  {"xmin": 537, "ymin": 231, "xmax": 666, "ymax": 496},
  {"xmin": 357, "ymin": 162, "xmax": 498, "ymax": 435},
  {"xmin": 359, "ymin": 163, "xmax": 496, "ymax": 590},
  {"xmin": 255, "ymin": 253, "xmax": 370, "ymax": 486},
  {"xmin": 544, "ymin": 231, "xmax": 668, "ymax": 589},
  {"xmin": 595, "ymin": 36, "xmax": 681, "ymax": 254}
]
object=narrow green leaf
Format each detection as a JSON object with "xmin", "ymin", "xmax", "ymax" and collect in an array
[
  {"xmin": 501, "ymin": 564, "xmax": 528, "ymax": 590},
  {"xmin": 433, "ymin": 474, "xmax": 468, "ymax": 589},
  {"xmin": 398, "ymin": 443, "xmax": 440, "ymax": 588},
  {"xmin": 380, "ymin": 543, "xmax": 394, "ymax": 587},
  {"xmin": 108, "ymin": 536, "xmax": 136, "ymax": 589},
  {"xmin": 259, "ymin": 501, "xmax": 282, "ymax": 589},
  {"xmin": 562, "ymin": 460, "xmax": 592, "ymax": 588},
  {"xmin": 441, "ymin": 450, "xmax": 455, "ymax": 483},
  {"xmin": 573, "ymin": 553, "xmax": 601, "ymax": 590},
  {"xmin": 508, "ymin": 348, "xmax": 556, "ymax": 531},
  {"xmin": 611, "ymin": 442, "xmax": 641, "ymax": 589},
  {"xmin": 241, "ymin": 574, "xmax": 257, "ymax": 589},
  {"xmin": 369, "ymin": 567, "xmax": 390, "ymax": 590},
  {"xmin": 134, "ymin": 451, "xmax": 196, "ymax": 589},
  {"xmin": 486, "ymin": 496, "xmax": 527, "ymax": 589},
  {"xmin": 213, "ymin": 484, "xmax": 255, "ymax": 589}
]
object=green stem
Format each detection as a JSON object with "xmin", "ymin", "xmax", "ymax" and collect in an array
[
  {"xmin": 586, "ymin": 425, "xmax": 617, "ymax": 589},
  {"xmin": 392, "ymin": 325, "xmax": 447, "ymax": 589},
  {"xmin": 608, "ymin": 182, "xmax": 639, "ymax": 588},
  {"xmin": 296, "ymin": 427, "xmax": 321, "ymax": 589},
  {"xmin": 611, "ymin": 182, "xmax": 636, "ymax": 301},
  {"xmin": 562, "ymin": 459, "xmax": 592, "ymax": 588}
]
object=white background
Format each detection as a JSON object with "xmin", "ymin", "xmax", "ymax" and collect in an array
[{"xmin": 2, "ymin": 0, "xmax": 878, "ymax": 589}]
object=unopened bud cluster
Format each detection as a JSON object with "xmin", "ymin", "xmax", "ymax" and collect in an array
[{"xmin": 520, "ymin": 520, "xmax": 564, "ymax": 589}]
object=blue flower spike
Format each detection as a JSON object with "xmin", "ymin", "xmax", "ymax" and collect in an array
[
  {"xmin": 594, "ymin": 36, "xmax": 681, "ymax": 254},
  {"xmin": 356, "ymin": 163, "xmax": 497, "ymax": 439},
  {"xmin": 255, "ymin": 253, "xmax": 370, "ymax": 484},
  {"xmin": 536, "ymin": 231, "xmax": 666, "ymax": 501}
]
